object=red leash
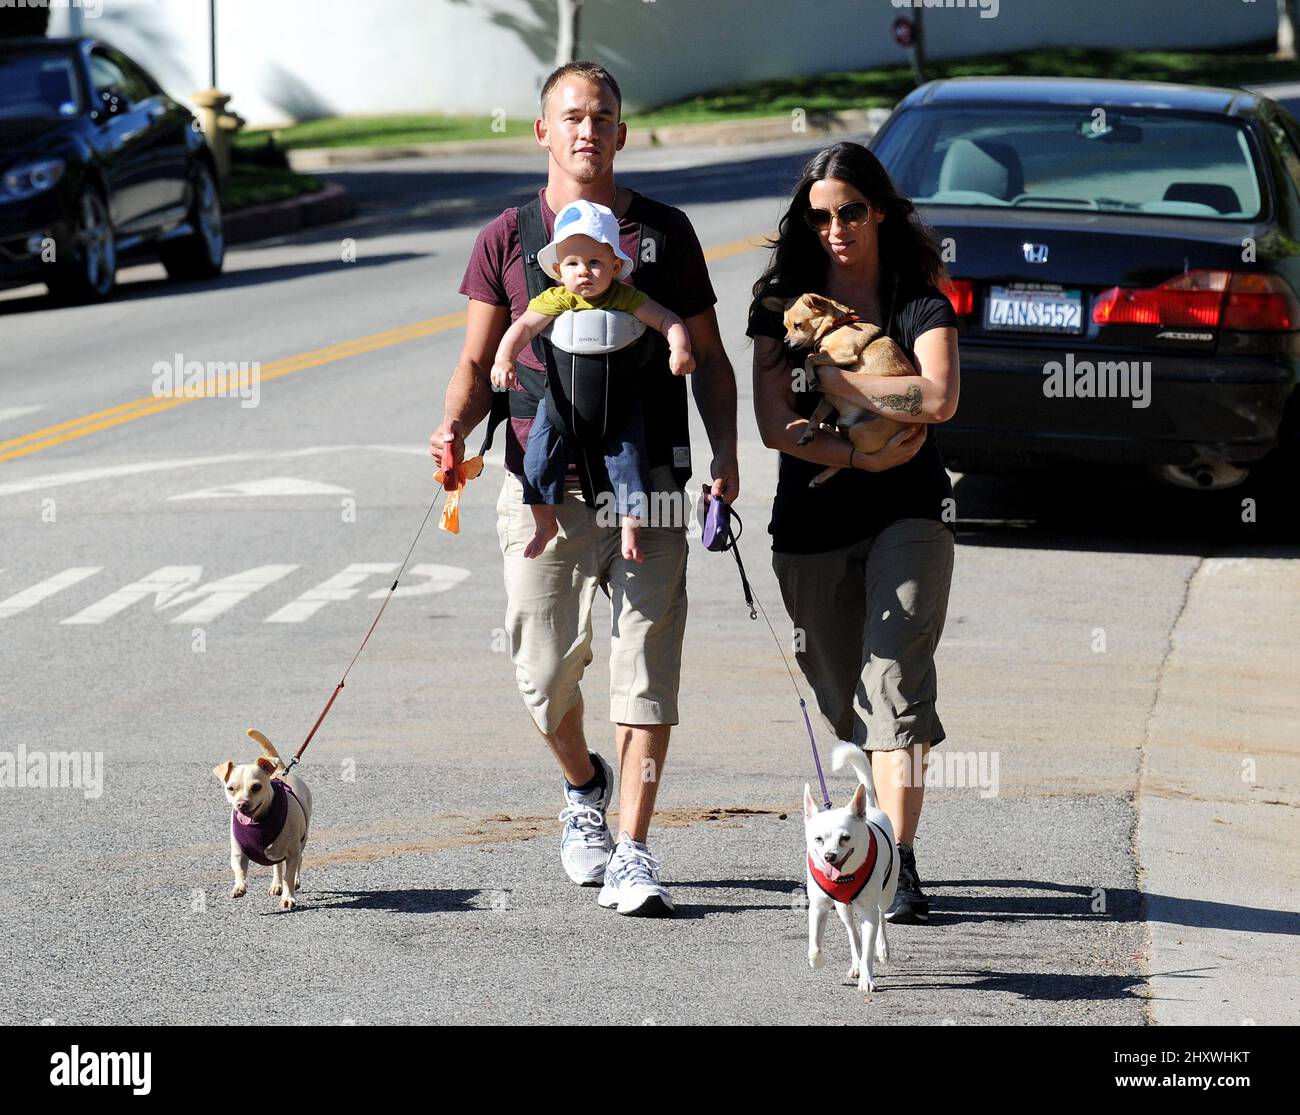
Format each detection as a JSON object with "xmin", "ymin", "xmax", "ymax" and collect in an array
[{"xmin": 280, "ymin": 444, "xmax": 461, "ymax": 776}]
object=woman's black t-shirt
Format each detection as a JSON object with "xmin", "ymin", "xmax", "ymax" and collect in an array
[{"xmin": 746, "ymin": 274, "xmax": 958, "ymax": 554}]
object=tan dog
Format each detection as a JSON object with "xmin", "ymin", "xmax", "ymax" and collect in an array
[
  {"xmin": 213, "ymin": 729, "xmax": 312, "ymax": 910},
  {"xmin": 762, "ymin": 293, "xmax": 917, "ymax": 487}
]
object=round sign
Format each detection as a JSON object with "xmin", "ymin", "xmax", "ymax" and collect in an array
[{"xmin": 892, "ymin": 16, "xmax": 915, "ymax": 47}]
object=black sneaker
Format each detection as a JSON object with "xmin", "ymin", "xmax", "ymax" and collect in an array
[{"xmin": 885, "ymin": 842, "xmax": 930, "ymax": 924}]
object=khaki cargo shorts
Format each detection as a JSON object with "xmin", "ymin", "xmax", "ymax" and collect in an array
[
  {"xmin": 495, "ymin": 468, "xmax": 689, "ymax": 734},
  {"xmin": 772, "ymin": 518, "xmax": 955, "ymax": 751}
]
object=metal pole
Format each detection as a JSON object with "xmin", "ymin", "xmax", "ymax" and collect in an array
[
  {"xmin": 209, "ymin": 0, "xmax": 217, "ymax": 89},
  {"xmin": 910, "ymin": 8, "xmax": 926, "ymax": 88}
]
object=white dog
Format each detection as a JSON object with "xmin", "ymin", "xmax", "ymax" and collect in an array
[
  {"xmin": 803, "ymin": 744, "xmax": 899, "ymax": 993},
  {"xmin": 213, "ymin": 728, "xmax": 312, "ymax": 910}
]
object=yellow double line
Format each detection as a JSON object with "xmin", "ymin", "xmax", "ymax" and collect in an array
[
  {"xmin": 0, "ymin": 311, "xmax": 467, "ymax": 463},
  {"xmin": 0, "ymin": 232, "xmax": 770, "ymax": 464}
]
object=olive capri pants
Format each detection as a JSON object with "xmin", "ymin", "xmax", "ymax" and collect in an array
[{"xmin": 771, "ymin": 518, "xmax": 955, "ymax": 751}]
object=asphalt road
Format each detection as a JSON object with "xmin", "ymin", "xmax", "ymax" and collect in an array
[{"xmin": 0, "ymin": 139, "xmax": 1296, "ymax": 1026}]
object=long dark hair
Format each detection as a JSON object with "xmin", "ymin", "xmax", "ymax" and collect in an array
[{"xmin": 752, "ymin": 142, "xmax": 945, "ymax": 308}]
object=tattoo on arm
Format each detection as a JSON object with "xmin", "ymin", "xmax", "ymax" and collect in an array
[{"xmin": 870, "ymin": 385, "xmax": 923, "ymax": 416}]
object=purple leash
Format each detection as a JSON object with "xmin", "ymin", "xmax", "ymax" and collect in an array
[{"xmin": 701, "ymin": 493, "xmax": 832, "ymax": 811}]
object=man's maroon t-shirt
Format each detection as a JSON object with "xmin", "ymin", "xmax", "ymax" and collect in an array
[{"xmin": 458, "ymin": 186, "xmax": 717, "ymax": 476}]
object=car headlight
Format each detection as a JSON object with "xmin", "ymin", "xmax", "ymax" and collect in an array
[{"xmin": 1, "ymin": 158, "xmax": 67, "ymax": 201}]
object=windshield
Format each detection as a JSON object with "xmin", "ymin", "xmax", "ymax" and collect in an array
[
  {"xmin": 874, "ymin": 104, "xmax": 1264, "ymax": 219},
  {"xmin": 0, "ymin": 50, "xmax": 84, "ymax": 120}
]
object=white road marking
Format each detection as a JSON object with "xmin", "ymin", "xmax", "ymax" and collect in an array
[
  {"xmin": 0, "ymin": 444, "xmax": 433, "ymax": 499},
  {"xmin": 265, "ymin": 563, "xmax": 399, "ymax": 623},
  {"xmin": 265, "ymin": 561, "xmax": 472, "ymax": 623},
  {"xmin": 0, "ymin": 406, "xmax": 43, "ymax": 424},
  {"xmin": 374, "ymin": 563, "xmax": 471, "ymax": 599},
  {"xmin": 168, "ymin": 477, "xmax": 352, "ymax": 500},
  {"xmin": 0, "ymin": 567, "xmax": 101, "ymax": 619},
  {"xmin": 61, "ymin": 566, "xmax": 202, "ymax": 625},
  {"xmin": 7, "ymin": 561, "xmax": 472, "ymax": 624},
  {"xmin": 60, "ymin": 564, "xmax": 298, "ymax": 625},
  {"xmin": 163, "ymin": 564, "xmax": 301, "ymax": 623}
]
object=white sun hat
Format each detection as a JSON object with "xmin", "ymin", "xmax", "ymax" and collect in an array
[{"xmin": 537, "ymin": 199, "xmax": 634, "ymax": 279}]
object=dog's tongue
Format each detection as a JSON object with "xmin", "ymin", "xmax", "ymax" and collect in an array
[{"xmin": 823, "ymin": 860, "xmax": 844, "ymax": 881}]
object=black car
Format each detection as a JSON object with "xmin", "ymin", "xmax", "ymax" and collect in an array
[
  {"xmin": 0, "ymin": 36, "xmax": 223, "ymax": 302},
  {"xmin": 872, "ymin": 77, "xmax": 1300, "ymax": 490}
]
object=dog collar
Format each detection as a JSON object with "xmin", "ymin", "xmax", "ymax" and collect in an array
[
  {"xmin": 808, "ymin": 825, "xmax": 878, "ymax": 903},
  {"xmin": 232, "ymin": 779, "xmax": 300, "ymax": 866},
  {"xmin": 811, "ymin": 312, "xmax": 870, "ymax": 350}
]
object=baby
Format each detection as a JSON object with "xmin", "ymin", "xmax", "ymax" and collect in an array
[{"xmin": 491, "ymin": 199, "xmax": 694, "ymax": 562}]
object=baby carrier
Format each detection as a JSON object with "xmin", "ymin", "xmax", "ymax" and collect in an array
[
  {"xmin": 477, "ymin": 194, "xmax": 693, "ymax": 506},
  {"xmin": 540, "ymin": 305, "xmax": 653, "ymax": 505}
]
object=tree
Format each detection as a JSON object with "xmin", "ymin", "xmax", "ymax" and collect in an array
[{"xmin": 556, "ymin": 0, "xmax": 584, "ymax": 66}]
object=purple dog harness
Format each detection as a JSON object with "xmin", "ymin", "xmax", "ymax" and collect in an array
[{"xmin": 232, "ymin": 779, "xmax": 302, "ymax": 866}]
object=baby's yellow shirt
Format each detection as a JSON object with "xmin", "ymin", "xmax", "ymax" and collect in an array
[{"xmin": 528, "ymin": 282, "xmax": 649, "ymax": 316}]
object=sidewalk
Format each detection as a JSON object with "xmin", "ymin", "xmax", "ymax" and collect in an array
[
  {"xmin": 1139, "ymin": 550, "xmax": 1300, "ymax": 1025},
  {"xmin": 283, "ymin": 109, "xmax": 892, "ymax": 171}
]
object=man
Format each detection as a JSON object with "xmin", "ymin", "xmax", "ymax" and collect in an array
[{"xmin": 431, "ymin": 62, "xmax": 739, "ymax": 916}]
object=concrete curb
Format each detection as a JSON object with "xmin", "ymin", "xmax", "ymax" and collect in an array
[
  {"xmin": 285, "ymin": 109, "xmax": 892, "ymax": 170},
  {"xmin": 223, "ymin": 181, "xmax": 356, "ymax": 245}
]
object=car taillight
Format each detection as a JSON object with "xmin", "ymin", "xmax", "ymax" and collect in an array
[
  {"xmin": 1092, "ymin": 269, "xmax": 1227, "ymax": 327},
  {"xmin": 1222, "ymin": 273, "xmax": 1300, "ymax": 331},
  {"xmin": 1091, "ymin": 269, "xmax": 1300, "ymax": 332},
  {"xmin": 941, "ymin": 278, "xmax": 974, "ymax": 315}
]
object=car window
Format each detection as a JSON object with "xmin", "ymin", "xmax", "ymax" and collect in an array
[
  {"xmin": 90, "ymin": 51, "xmax": 138, "ymax": 109},
  {"xmin": 874, "ymin": 104, "xmax": 1264, "ymax": 220},
  {"xmin": 110, "ymin": 51, "xmax": 159, "ymax": 103},
  {"xmin": 0, "ymin": 50, "xmax": 83, "ymax": 119}
]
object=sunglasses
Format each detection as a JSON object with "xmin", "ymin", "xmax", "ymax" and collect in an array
[{"xmin": 803, "ymin": 200, "xmax": 872, "ymax": 232}]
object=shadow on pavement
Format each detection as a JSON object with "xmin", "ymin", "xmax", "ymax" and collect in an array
[
  {"xmin": 674, "ymin": 876, "xmax": 1299, "ymax": 937},
  {"xmin": 928, "ymin": 878, "xmax": 1300, "ymax": 936},
  {"xmin": 296, "ymin": 888, "xmax": 490, "ymax": 914},
  {"xmin": 0, "ymin": 251, "xmax": 429, "ymax": 316},
  {"xmin": 885, "ymin": 970, "xmax": 1147, "ymax": 1002},
  {"xmin": 952, "ymin": 468, "xmax": 1300, "ymax": 555},
  {"xmin": 668, "ymin": 876, "xmax": 804, "ymax": 919}
]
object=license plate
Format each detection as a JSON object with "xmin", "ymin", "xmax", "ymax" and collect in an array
[{"xmin": 985, "ymin": 287, "xmax": 1083, "ymax": 334}]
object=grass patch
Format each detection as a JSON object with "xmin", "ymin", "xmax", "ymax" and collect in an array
[
  {"xmin": 636, "ymin": 45, "xmax": 1300, "ymax": 124},
  {"xmin": 220, "ymin": 164, "xmax": 322, "ymax": 212},
  {"xmin": 235, "ymin": 114, "xmax": 537, "ymax": 151},
  {"xmin": 234, "ymin": 46, "xmax": 1300, "ymax": 151}
]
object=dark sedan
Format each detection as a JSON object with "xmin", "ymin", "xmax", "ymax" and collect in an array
[
  {"xmin": 0, "ymin": 36, "xmax": 223, "ymax": 302},
  {"xmin": 872, "ymin": 77, "xmax": 1300, "ymax": 490}
]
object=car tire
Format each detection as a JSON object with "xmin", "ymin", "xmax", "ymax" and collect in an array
[
  {"xmin": 45, "ymin": 185, "xmax": 116, "ymax": 304},
  {"xmin": 159, "ymin": 162, "xmax": 224, "ymax": 281}
]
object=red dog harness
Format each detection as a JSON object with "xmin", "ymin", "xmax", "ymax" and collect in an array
[{"xmin": 808, "ymin": 825, "xmax": 879, "ymax": 903}]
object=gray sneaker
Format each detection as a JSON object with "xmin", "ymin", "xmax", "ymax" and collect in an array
[
  {"xmin": 558, "ymin": 752, "xmax": 614, "ymax": 886},
  {"xmin": 597, "ymin": 832, "xmax": 674, "ymax": 917}
]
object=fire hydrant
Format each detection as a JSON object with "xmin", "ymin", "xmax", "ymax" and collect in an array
[{"xmin": 190, "ymin": 88, "xmax": 245, "ymax": 183}]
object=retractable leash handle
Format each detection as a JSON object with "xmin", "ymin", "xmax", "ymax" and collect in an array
[
  {"xmin": 441, "ymin": 437, "xmax": 458, "ymax": 492},
  {"xmin": 698, "ymin": 486, "xmax": 755, "ymax": 615}
]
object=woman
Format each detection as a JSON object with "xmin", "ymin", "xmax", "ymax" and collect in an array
[{"xmin": 747, "ymin": 141, "xmax": 959, "ymax": 924}]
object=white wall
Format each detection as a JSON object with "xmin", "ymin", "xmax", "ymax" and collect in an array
[{"xmin": 49, "ymin": 0, "xmax": 1281, "ymax": 128}]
